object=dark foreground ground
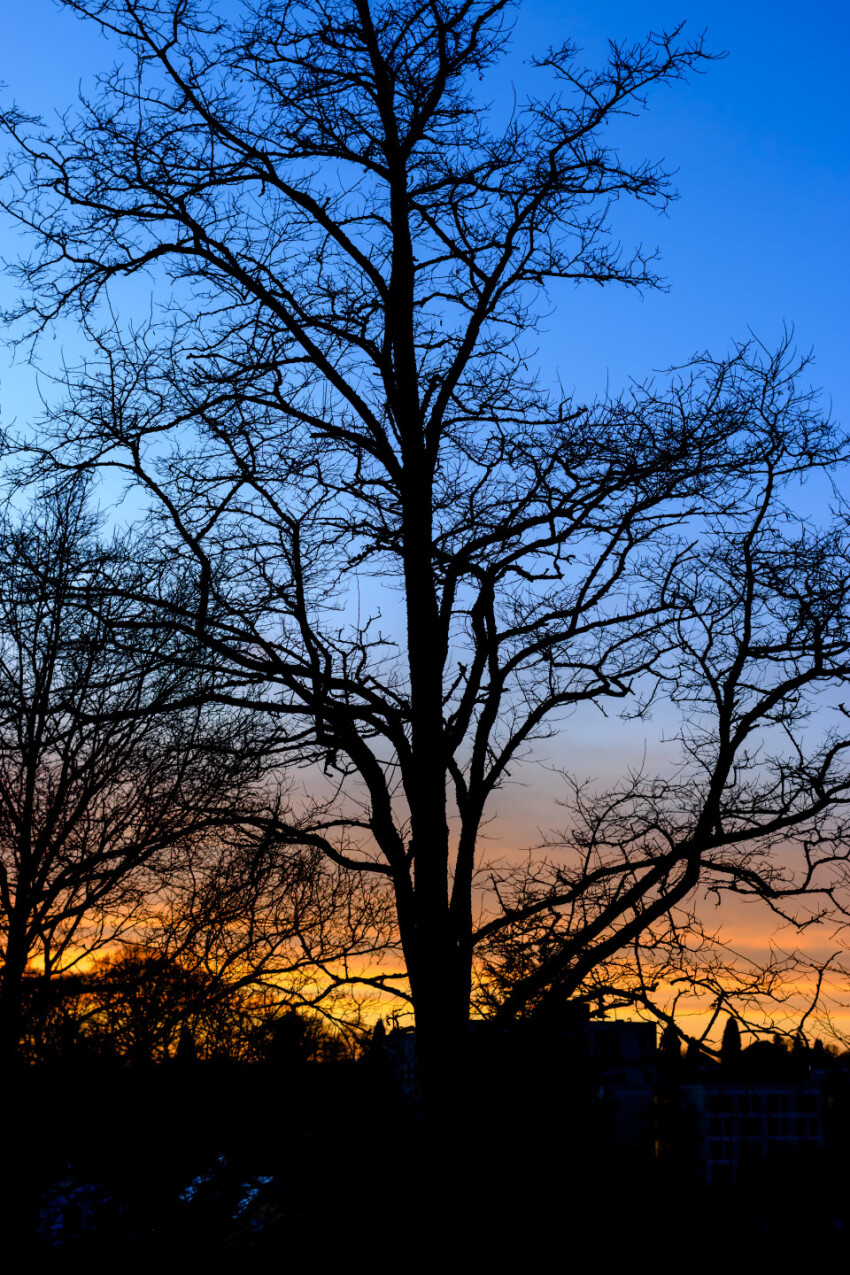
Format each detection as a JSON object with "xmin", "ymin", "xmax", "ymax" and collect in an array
[{"xmin": 2, "ymin": 1058, "xmax": 847, "ymax": 1259}]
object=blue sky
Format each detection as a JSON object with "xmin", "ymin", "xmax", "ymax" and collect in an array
[
  {"xmin": 509, "ymin": 2, "xmax": 850, "ymax": 419},
  {"xmin": 2, "ymin": 0, "xmax": 847, "ymax": 427}
]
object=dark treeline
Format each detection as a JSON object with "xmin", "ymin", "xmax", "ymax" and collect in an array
[
  {"xmin": 6, "ymin": 1003, "xmax": 850, "ymax": 1257},
  {"xmin": 15, "ymin": 949, "xmax": 352, "ymax": 1067}
]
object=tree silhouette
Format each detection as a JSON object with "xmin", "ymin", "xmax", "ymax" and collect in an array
[
  {"xmin": 720, "ymin": 1016, "xmax": 742, "ymax": 1065},
  {"xmin": 0, "ymin": 482, "xmax": 279, "ymax": 1062},
  {"xmin": 78, "ymin": 945, "xmax": 292, "ymax": 1063},
  {"xmin": 139, "ymin": 819, "xmax": 399, "ymax": 1034},
  {"xmin": 660, "ymin": 1023, "xmax": 681, "ymax": 1062},
  {"xmin": 2, "ymin": 1, "xmax": 850, "ymax": 1120}
]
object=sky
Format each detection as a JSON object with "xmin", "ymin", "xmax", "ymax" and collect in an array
[
  {"xmin": 2, "ymin": 0, "xmax": 848, "ymax": 815},
  {"xmin": 2, "ymin": 0, "xmax": 847, "ymax": 425},
  {"xmin": 514, "ymin": 1, "xmax": 850, "ymax": 421},
  {"xmin": 1, "ymin": 1, "xmax": 849, "ymax": 1036}
]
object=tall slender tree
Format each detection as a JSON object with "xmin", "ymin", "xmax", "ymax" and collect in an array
[{"xmin": 720, "ymin": 1016, "xmax": 742, "ymax": 1066}]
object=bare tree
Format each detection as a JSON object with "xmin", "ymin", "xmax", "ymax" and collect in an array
[
  {"xmin": 56, "ymin": 945, "xmax": 274, "ymax": 1064},
  {"xmin": 0, "ymin": 480, "xmax": 287, "ymax": 1062},
  {"xmin": 141, "ymin": 818, "xmax": 401, "ymax": 1032},
  {"xmin": 474, "ymin": 424, "xmax": 850, "ymax": 1039},
  {"xmin": 2, "ymin": 1, "xmax": 849, "ymax": 1118}
]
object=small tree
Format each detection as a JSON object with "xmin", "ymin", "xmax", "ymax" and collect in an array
[
  {"xmin": 140, "ymin": 820, "xmax": 400, "ymax": 1033},
  {"xmin": 79, "ymin": 946, "xmax": 270, "ymax": 1063}
]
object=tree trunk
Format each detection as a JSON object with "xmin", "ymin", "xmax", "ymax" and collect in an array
[{"xmin": 407, "ymin": 926, "xmax": 471, "ymax": 1122}]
